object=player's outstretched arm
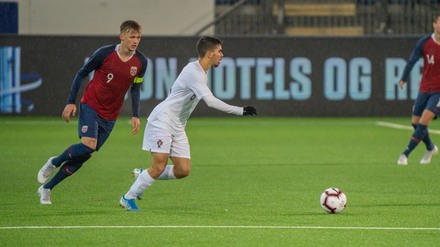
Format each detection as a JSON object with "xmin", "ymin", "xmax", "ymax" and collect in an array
[
  {"xmin": 203, "ymin": 94, "xmax": 243, "ymax": 115},
  {"xmin": 62, "ymin": 104, "xmax": 77, "ymax": 123},
  {"xmin": 203, "ymin": 94, "xmax": 257, "ymax": 116}
]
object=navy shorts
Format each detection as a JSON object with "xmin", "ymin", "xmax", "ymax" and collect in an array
[
  {"xmin": 78, "ymin": 103, "xmax": 115, "ymax": 151},
  {"xmin": 413, "ymin": 92, "xmax": 440, "ymax": 117}
]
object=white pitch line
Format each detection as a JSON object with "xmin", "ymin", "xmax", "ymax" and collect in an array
[
  {"xmin": 1, "ymin": 225, "xmax": 440, "ymax": 231},
  {"xmin": 376, "ymin": 121, "xmax": 440, "ymax": 135}
]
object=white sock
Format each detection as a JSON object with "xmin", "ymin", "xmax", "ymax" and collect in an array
[
  {"xmin": 124, "ymin": 170, "xmax": 155, "ymax": 199},
  {"xmin": 157, "ymin": 165, "xmax": 176, "ymax": 180}
]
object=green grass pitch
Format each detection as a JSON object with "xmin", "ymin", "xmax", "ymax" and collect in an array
[{"xmin": 1, "ymin": 116, "xmax": 440, "ymax": 246}]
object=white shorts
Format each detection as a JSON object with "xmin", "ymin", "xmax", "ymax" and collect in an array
[{"xmin": 142, "ymin": 120, "xmax": 191, "ymax": 159}]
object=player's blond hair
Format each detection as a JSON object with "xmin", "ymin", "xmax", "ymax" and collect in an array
[{"xmin": 120, "ymin": 20, "xmax": 141, "ymax": 33}]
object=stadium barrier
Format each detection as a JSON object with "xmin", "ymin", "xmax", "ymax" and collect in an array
[{"xmin": 0, "ymin": 35, "xmax": 421, "ymax": 117}]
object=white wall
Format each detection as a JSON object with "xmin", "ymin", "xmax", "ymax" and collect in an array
[{"xmin": 5, "ymin": 0, "xmax": 214, "ymax": 35}]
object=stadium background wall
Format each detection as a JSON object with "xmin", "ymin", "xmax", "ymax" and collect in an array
[{"xmin": 0, "ymin": 36, "xmax": 422, "ymax": 117}]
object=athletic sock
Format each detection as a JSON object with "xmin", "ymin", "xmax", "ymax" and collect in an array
[
  {"xmin": 404, "ymin": 124, "xmax": 428, "ymax": 157},
  {"xmin": 157, "ymin": 165, "xmax": 176, "ymax": 180},
  {"xmin": 52, "ymin": 143, "xmax": 94, "ymax": 167},
  {"xmin": 412, "ymin": 123, "xmax": 434, "ymax": 150},
  {"xmin": 125, "ymin": 170, "xmax": 156, "ymax": 200},
  {"xmin": 44, "ymin": 155, "xmax": 91, "ymax": 190}
]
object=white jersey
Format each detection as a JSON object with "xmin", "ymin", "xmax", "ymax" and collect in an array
[{"xmin": 148, "ymin": 60, "xmax": 243, "ymax": 133}]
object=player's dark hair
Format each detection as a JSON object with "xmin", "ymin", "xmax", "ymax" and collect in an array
[
  {"xmin": 120, "ymin": 20, "xmax": 141, "ymax": 33},
  {"xmin": 196, "ymin": 36, "xmax": 222, "ymax": 58}
]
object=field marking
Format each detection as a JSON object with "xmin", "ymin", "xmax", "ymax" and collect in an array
[
  {"xmin": 1, "ymin": 225, "xmax": 440, "ymax": 231},
  {"xmin": 376, "ymin": 121, "xmax": 440, "ymax": 135}
]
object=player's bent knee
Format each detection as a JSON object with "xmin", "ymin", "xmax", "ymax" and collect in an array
[
  {"xmin": 81, "ymin": 137, "xmax": 98, "ymax": 151},
  {"xmin": 175, "ymin": 168, "xmax": 190, "ymax": 179},
  {"xmin": 148, "ymin": 166, "xmax": 166, "ymax": 179}
]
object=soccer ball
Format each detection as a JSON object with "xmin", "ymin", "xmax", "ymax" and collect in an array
[{"xmin": 320, "ymin": 188, "xmax": 347, "ymax": 214}]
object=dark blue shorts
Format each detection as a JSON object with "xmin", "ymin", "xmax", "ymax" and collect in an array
[
  {"xmin": 78, "ymin": 102, "xmax": 115, "ymax": 151},
  {"xmin": 413, "ymin": 92, "xmax": 440, "ymax": 117}
]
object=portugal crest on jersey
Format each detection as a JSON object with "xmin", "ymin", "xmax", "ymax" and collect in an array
[{"xmin": 130, "ymin": 66, "xmax": 137, "ymax": 76}]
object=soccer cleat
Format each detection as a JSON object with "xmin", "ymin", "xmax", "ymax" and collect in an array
[
  {"xmin": 397, "ymin": 154, "xmax": 408, "ymax": 165},
  {"xmin": 132, "ymin": 168, "xmax": 143, "ymax": 179},
  {"xmin": 37, "ymin": 156, "xmax": 57, "ymax": 184},
  {"xmin": 119, "ymin": 196, "xmax": 139, "ymax": 211},
  {"xmin": 38, "ymin": 185, "xmax": 52, "ymax": 205},
  {"xmin": 420, "ymin": 145, "xmax": 438, "ymax": 164},
  {"xmin": 132, "ymin": 168, "xmax": 144, "ymax": 200}
]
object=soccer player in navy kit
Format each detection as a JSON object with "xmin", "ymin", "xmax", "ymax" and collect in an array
[
  {"xmin": 397, "ymin": 13, "xmax": 440, "ymax": 165},
  {"xmin": 37, "ymin": 20, "xmax": 148, "ymax": 204}
]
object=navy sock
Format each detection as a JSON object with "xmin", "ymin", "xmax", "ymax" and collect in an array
[
  {"xmin": 412, "ymin": 123, "xmax": 434, "ymax": 150},
  {"xmin": 52, "ymin": 143, "xmax": 94, "ymax": 167},
  {"xmin": 404, "ymin": 124, "xmax": 428, "ymax": 156},
  {"xmin": 44, "ymin": 155, "xmax": 91, "ymax": 190}
]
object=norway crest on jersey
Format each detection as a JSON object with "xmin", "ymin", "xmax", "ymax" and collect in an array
[{"xmin": 130, "ymin": 66, "xmax": 137, "ymax": 76}]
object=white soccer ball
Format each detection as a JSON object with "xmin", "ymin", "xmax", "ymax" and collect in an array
[{"xmin": 320, "ymin": 188, "xmax": 347, "ymax": 214}]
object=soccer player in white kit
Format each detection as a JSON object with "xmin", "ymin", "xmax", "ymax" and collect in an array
[{"xmin": 119, "ymin": 36, "xmax": 257, "ymax": 211}]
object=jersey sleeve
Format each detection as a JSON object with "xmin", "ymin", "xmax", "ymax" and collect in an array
[
  {"xmin": 67, "ymin": 45, "xmax": 114, "ymax": 104},
  {"xmin": 202, "ymin": 94, "xmax": 243, "ymax": 115},
  {"xmin": 185, "ymin": 68, "xmax": 242, "ymax": 115},
  {"xmin": 400, "ymin": 35, "xmax": 430, "ymax": 82},
  {"xmin": 186, "ymin": 70, "xmax": 212, "ymax": 100},
  {"xmin": 130, "ymin": 52, "xmax": 148, "ymax": 117},
  {"xmin": 130, "ymin": 83, "xmax": 141, "ymax": 118},
  {"xmin": 133, "ymin": 51, "xmax": 148, "ymax": 85}
]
